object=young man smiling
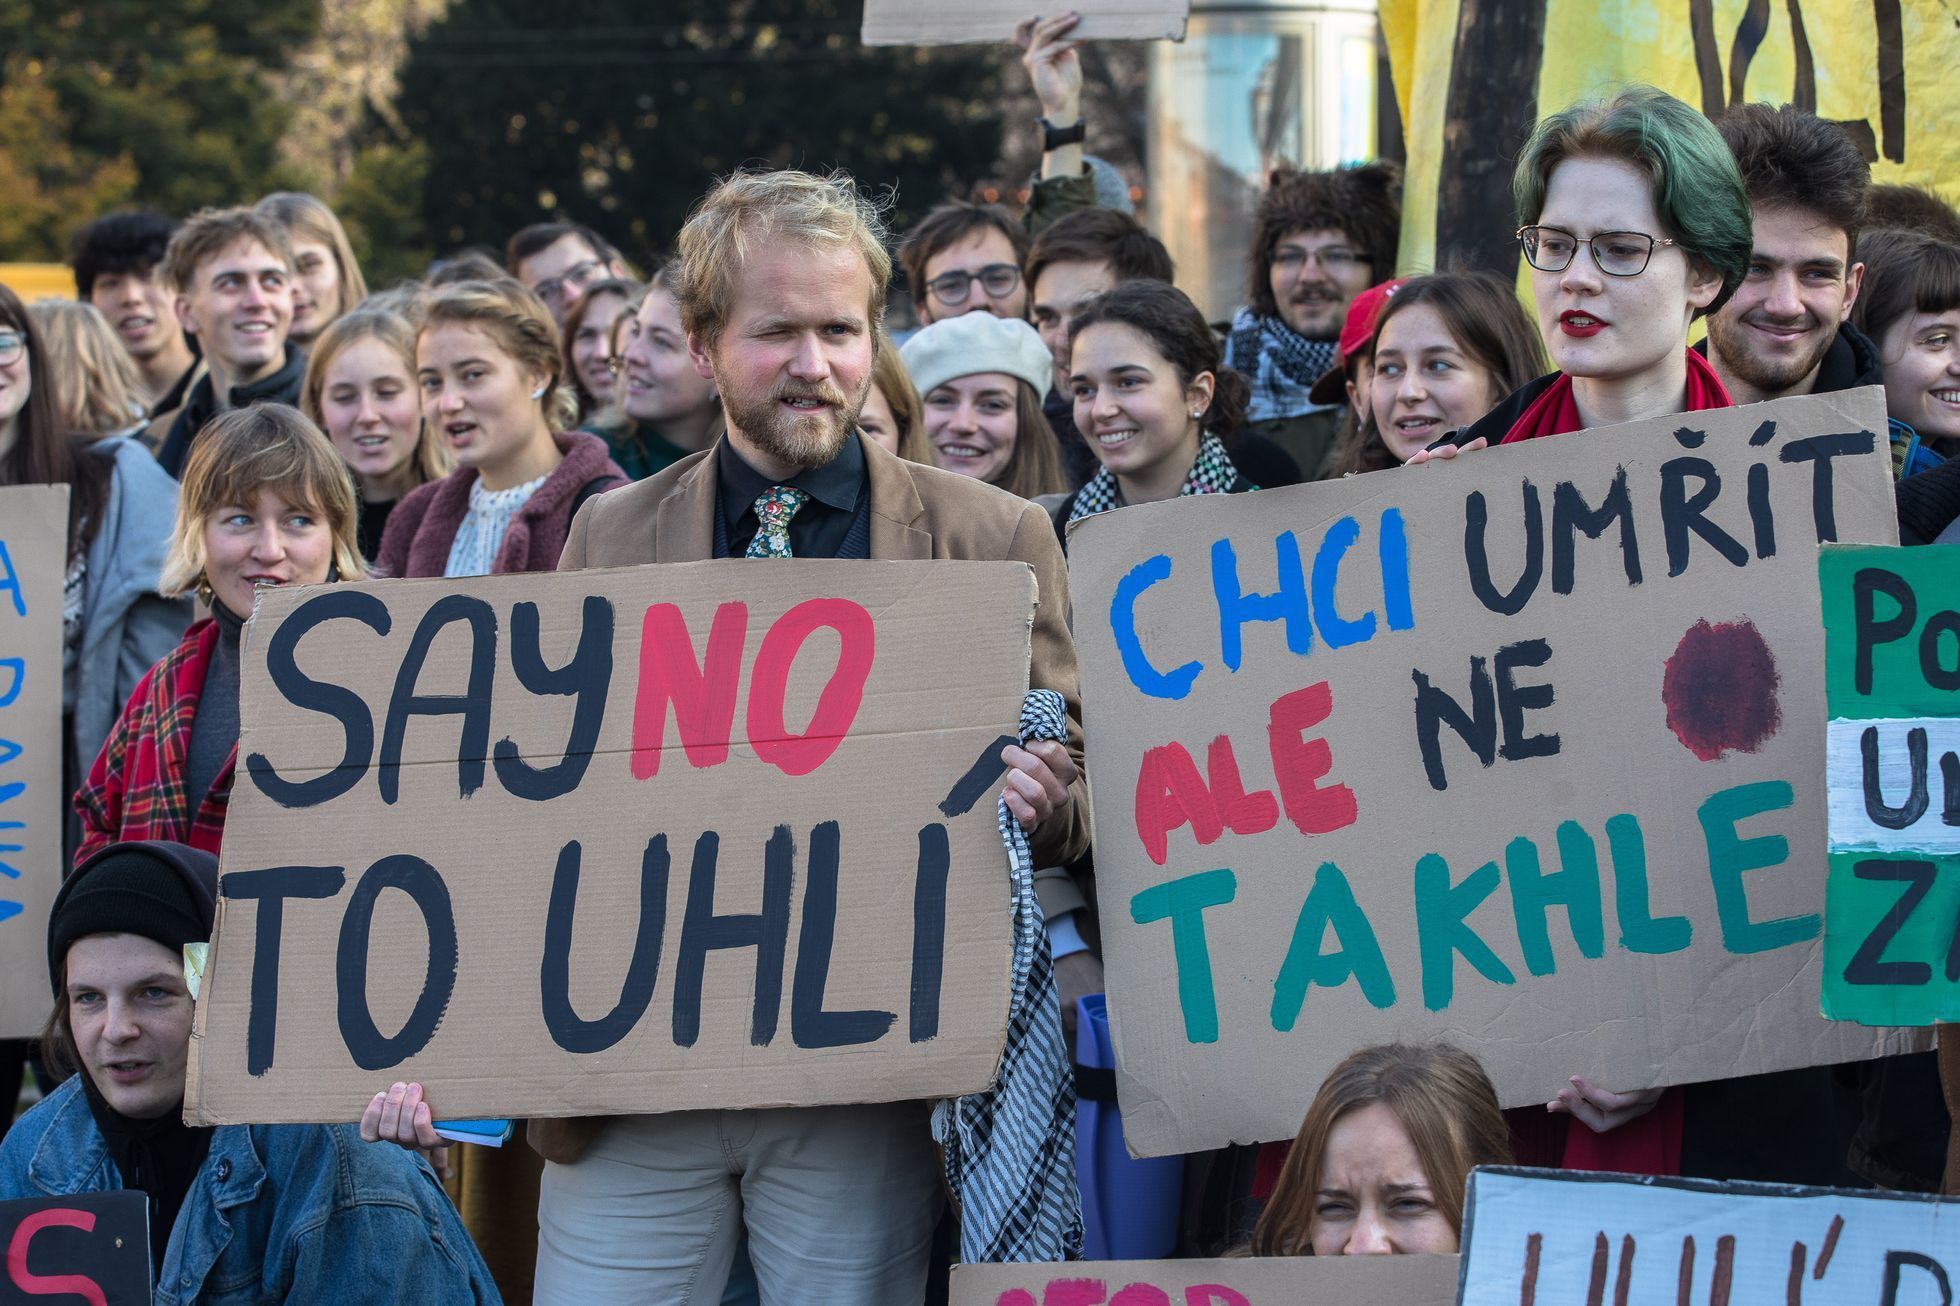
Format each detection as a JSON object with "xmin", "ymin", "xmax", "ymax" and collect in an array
[
  {"xmin": 69, "ymin": 210, "xmax": 202, "ymax": 417},
  {"xmin": 1704, "ymin": 105, "xmax": 1874, "ymax": 405},
  {"xmin": 150, "ymin": 208, "xmax": 305, "ymax": 477}
]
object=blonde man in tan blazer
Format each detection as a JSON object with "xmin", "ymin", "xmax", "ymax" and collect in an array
[{"xmin": 530, "ymin": 169, "xmax": 1090, "ymax": 1304}]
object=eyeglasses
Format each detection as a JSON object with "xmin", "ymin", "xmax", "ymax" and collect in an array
[
  {"xmin": 927, "ymin": 263, "xmax": 1022, "ymax": 307},
  {"xmin": 0, "ymin": 331, "xmax": 22, "ymax": 365},
  {"xmin": 532, "ymin": 259, "xmax": 603, "ymax": 308},
  {"xmin": 1270, "ymin": 246, "xmax": 1368, "ymax": 274},
  {"xmin": 1517, "ymin": 226, "xmax": 1678, "ymax": 277}
]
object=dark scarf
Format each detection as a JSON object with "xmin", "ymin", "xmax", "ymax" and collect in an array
[
  {"xmin": 81, "ymin": 1068, "xmax": 214, "ymax": 1274},
  {"xmin": 1224, "ymin": 307, "xmax": 1339, "ymax": 422}
]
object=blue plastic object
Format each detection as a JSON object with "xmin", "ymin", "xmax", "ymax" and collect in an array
[{"xmin": 1074, "ymin": 993, "xmax": 1185, "ymax": 1259}]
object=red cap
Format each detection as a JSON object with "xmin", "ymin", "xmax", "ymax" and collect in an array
[{"xmin": 1306, "ymin": 278, "xmax": 1407, "ymax": 407}]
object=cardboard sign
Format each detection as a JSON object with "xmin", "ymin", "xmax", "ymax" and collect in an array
[
  {"xmin": 0, "ymin": 486, "xmax": 67, "ymax": 1039},
  {"xmin": 185, "ymin": 560, "xmax": 1034, "ymax": 1123},
  {"xmin": 1820, "ymin": 543, "xmax": 1960, "ymax": 1024},
  {"xmin": 1460, "ymin": 1166, "xmax": 1960, "ymax": 1305},
  {"xmin": 1380, "ymin": 0, "xmax": 1960, "ymax": 281},
  {"xmin": 949, "ymin": 1255, "xmax": 1459, "ymax": 1305},
  {"xmin": 1068, "ymin": 388, "xmax": 1924, "ymax": 1159},
  {"xmin": 0, "ymin": 1191, "xmax": 150, "ymax": 1306},
  {"xmin": 862, "ymin": 0, "xmax": 1188, "ymax": 46}
]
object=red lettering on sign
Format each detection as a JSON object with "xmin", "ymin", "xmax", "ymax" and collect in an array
[
  {"xmin": 6, "ymin": 1208, "xmax": 108, "ymax": 1306},
  {"xmin": 1268, "ymin": 682, "xmax": 1357, "ymax": 836},
  {"xmin": 631, "ymin": 601, "xmax": 748, "ymax": 779},
  {"xmin": 747, "ymin": 598, "xmax": 875, "ymax": 777}
]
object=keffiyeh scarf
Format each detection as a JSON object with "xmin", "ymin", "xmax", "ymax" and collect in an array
[
  {"xmin": 1224, "ymin": 306, "xmax": 1340, "ymax": 423},
  {"xmin": 933, "ymin": 688, "xmax": 1083, "ymax": 1262},
  {"xmin": 1067, "ymin": 433, "xmax": 1243, "ymax": 523}
]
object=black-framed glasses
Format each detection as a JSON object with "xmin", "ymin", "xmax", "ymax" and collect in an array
[
  {"xmin": 1517, "ymin": 226, "xmax": 1677, "ymax": 277},
  {"xmin": 533, "ymin": 259, "xmax": 603, "ymax": 308},
  {"xmin": 0, "ymin": 330, "xmax": 22, "ymax": 365},
  {"xmin": 927, "ymin": 263, "xmax": 1022, "ymax": 307},
  {"xmin": 1270, "ymin": 246, "xmax": 1368, "ymax": 274}
]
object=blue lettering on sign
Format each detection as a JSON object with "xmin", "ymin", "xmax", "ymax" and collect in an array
[
  {"xmin": 1108, "ymin": 510, "xmax": 1419, "ymax": 699},
  {"xmin": 0, "ymin": 540, "xmax": 24, "ymax": 617},
  {"xmin": 1, "ymin": 535, "xmax": 29, "ymax": 912}
]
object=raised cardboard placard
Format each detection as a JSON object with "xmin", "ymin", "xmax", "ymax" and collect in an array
[
  {"xmin": 1820, "ymin": 543, "xmax": 1960, "ymax": 1024},
  {"xmin": 0, "ymin": 1190, "xmax": 150, "ymax": 1306},
  {"xmin": 949, "ymin": 1254, "xmax": 1459, "ymax": 1305},
  {"xmin": 862, "ymin": 0, "xmax": 1188, "ymax": 46},
  {"xmin": 1460, "ymin": 1166, "xmax": 1960, "ymax": 1305},
  {"xmin": 0, "ymin": 486, "xmax": 67, "ymax": 1039},
  {"xmin": 185, "ymin": 560, "xmax": 1033, "ymax": 1123},
  {"xmin": 1068, "ymin": 388, "xmax": 1924, "ymax": 1159}
]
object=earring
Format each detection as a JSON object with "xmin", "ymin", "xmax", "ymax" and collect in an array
[
  {"xmin": 194, "ymin": 572, "xmax": 214, "ymax": 607},
  {"xmin": 531, "ymin": 384, "xmax": 548, "ymax": 400}
]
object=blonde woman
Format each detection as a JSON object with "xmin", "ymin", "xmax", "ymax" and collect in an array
[
  {"xmin": 74, "ymin": 404, "xmax": 364, "ymax": 862},
  {"xmin": 255, "ymin": 191, "xmax": 370, "ymax": 345},
  {"xmin": 376, "ymin": 278, "xmax": 624, "ymax": 577},
  {"xmin": 27, "ymin": 300, "xmax": 149, "ymax": 436},
  {"xmin": 303, "ymin": 307, "xmax": 454, "ymax": 557}
]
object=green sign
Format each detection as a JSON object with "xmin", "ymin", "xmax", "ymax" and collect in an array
[{"xmin": 1821, "ymin": 542, "xmax": 1960, "ymax": 1025}]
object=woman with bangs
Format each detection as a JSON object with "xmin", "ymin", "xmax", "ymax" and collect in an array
[
  {"xmin": 561, "ymin": 275, "xmax": 640, "ymax": 427},
  {"xmin": 255, "ymin": 192, "xmax": 370, "ymax": 347},
  {"xmin": 1413, "ymin": 86, "xmax": 1751, "ymax": 458},
  {"xmin": 74, "ymin": 405, "xmax": 365, "ymax": 862},
  {"xmin": 1851, "ymin": 229, "xmax": 1960, "ymax": 460},
  {"xmin": 377, "ymin": 279, "xmax": 623, "ymax": 577},
  {"xmin": 28, "ymin": 300, "xmax": 150, "ymax": 438},
  {"xmin": 303, "ymin": 308, "xmax": 454, "ymax": 558},
  {"xmin": 899, "ymin": 311, "xmax": 1068, "ymax": 499},
  {"xmin": 1332, "ymin": 272, "xmax": 1546, "ymax": 475}
]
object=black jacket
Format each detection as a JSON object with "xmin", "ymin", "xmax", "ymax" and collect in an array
[{"xmin": 155, "ymin": 345, "xmax": 306, "ymax": 477}]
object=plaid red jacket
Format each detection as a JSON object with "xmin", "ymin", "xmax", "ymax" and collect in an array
[{"xmin": 74, "ymin": 618, "xmax": 234, "ymax": 866}]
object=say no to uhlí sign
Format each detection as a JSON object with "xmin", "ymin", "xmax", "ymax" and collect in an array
[
  {"xmin": 1459, "ymin": 1166, "xmax": 1960, "ymax": 1305},
  {"xmin": 1068, "ymin": 387, "xmax": 1923, "ymax": 1159},
  {"xmin": 1821, "ymin": 542, "xmax": 1960, "ymax": 1025},
  {"xmin": 0, "ymin": 486, "xmax": 67, "ymax": 1040},
  {"xmin": 185, "ymin": 560, "xmax": 1034, "ymax": 1123}
]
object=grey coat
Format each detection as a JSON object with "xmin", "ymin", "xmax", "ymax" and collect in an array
[{"xmin": 70, "ymin": 436, "xmax": 192, "ymax": 772}]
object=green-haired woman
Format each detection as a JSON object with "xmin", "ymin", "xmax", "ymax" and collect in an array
[{"xmin": 1414, "ymin": 84, "xmax": 1751, "ymax": 453}]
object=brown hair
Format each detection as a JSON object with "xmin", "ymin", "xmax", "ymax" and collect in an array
[
  {"xmin": 418, "ymin": 278, "xmax": 580, "ymax": 431},
  {"xmin": 0, "ymin": 285, "xmax": 111, "ymax": 558},
  {"xmin": 678, "ymin": 170, "xmax": 891, "ymax": 354},
  {"xmin": 898, "ymin": 199, "xmax": 1030, "ymax": 310},
  {"xmin": 869, "ymin": 328, "xmax": 932, "ymax": 465},
  {"xmin": 1716, "ymin": 104, "xmax": 1870, "ymax": 257},
  {"xmin": 1249, "ymin": 1042, "xmax": 1513, "ymax": 1256},
  {"xmin": 997, "ymin": 381, "xmax": 1067, "ymax": 499},
  {"xmin": 255, "ymin": 191, "xmax": 370, "ymax": 311},
  {"xmin": 301, "ymin": 308, "xmax": 453, "ymax": 487},
  {"xmin": 39, "ymin": 953, "xmax": 79, "ymax": 1078},
  {"xmin": 560, "ymin": 276, "xmax": 642, "ymax": 418},
  {"xmin": 1069, "ymin": 279, "xmax": 1251, "ymax": 441},
  {"xmin": 1248, "ymin": 163, "xmax": 1401, "ymax": 320},
  {"xmin": 26, "ymin": 300, "xmax": 146, "ymax": 436},
  {"xmin": 505, "ymin": 221, "xmax": 622, "ymax": 275},
  {"xmin": 1864, "ymin": 184, "xmax": 1960, "ymax": 244},
  {"xmin": 1335, "ymin": 271, "xmax": 1549, "ymax": 475},
  {"xmin": 161, "ymin": 404, "xmax": 366, "ymax": 593},
  {"xmin": 1851, "ymin": 228, "xmax": 1960, "ymax": 348},
  {"xmin": 1026, "ymin": 207, "xmax": 1173, "ymax": 303},
  {"xmin": 160, "ymin": 206, "xmax": 295, "ymax": 294}
]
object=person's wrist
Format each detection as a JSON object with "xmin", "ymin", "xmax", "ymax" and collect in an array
[{"xmin": 1040, "ymin": 115, "xmax": 1086, "ymax": 153}]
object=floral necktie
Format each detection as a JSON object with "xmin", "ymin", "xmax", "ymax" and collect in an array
[{"xmin": 745, "ymin": 485, "xmax": 810, "ymax": 558}]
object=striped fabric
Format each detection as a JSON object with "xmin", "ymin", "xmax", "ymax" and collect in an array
[{"xmin": 933, "ymin": 688, "xmax": 1083, "ymax": 1262}]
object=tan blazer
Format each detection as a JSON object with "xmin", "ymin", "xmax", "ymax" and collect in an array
[{"xmin": 558, "ymin": 433, "xmax": 1092, "ymax": 874}]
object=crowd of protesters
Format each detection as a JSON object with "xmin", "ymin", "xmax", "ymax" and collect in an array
[{"xmin": 2, "ymin": 15, "xmax": 1959, "ymax": 1303}]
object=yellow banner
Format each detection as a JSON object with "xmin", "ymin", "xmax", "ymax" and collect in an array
[{"xmin": 1380, "ymin": 0, "xmax": 1960, "ymax": 276}]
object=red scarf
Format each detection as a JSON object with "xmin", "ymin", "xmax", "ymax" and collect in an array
[{"xmin": 1499, "ymin": 348, "xmax": 1733, "ymax": 444}]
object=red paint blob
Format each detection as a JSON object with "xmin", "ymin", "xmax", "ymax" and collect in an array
[{"xmin": 1661, "ymin": 618, "xmax": 1782, "ymax": 760}]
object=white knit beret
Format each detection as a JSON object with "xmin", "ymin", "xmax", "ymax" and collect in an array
[{"xmin": 899, "ymin": 312, "xmax": 1054, "ymax": 399}]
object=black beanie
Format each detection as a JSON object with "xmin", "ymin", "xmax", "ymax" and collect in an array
[{"xmin": 48, "ymin": 841, "xmax": 219, "ymax": 995}]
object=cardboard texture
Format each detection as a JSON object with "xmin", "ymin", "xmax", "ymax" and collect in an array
[
  {"xmin": 185, "ymin": 560, "xmax": 1034, "ymax": 1124},
  {"xmin": 862, "ymin": 0, "xmax": 1188, "ymax": 46},
  {"xmin": 0, "ymin": 1190, "xmax": 150, "ymax": 1306},
  {"xmin": 1459, "ymin": 1166, "xmax": 1960, "ymax": 1305},
  {"xmin": 1819, "ymin": 543, "xmax": 1960, "ymax": 1025},
  {"xmin": 1069, "ymin": 388, "xmax": 1925, "ymax": 1159},
  {"xmin": 0, "ymin": 486, "xmax": 67, "ymax": 1039},
  {"xmin": 949, "ymin": 1254, "xmax": 1459, "ymax": 1305}
]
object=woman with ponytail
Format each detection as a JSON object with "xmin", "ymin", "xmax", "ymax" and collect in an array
[{"xmin": 376, "ymin": 279, "xmax": 623, "ymax": 578}]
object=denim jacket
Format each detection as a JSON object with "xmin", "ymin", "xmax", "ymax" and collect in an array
[{"xmin": 0, "ymin": 1077, "xmax": 500, "ymax": 1305}]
